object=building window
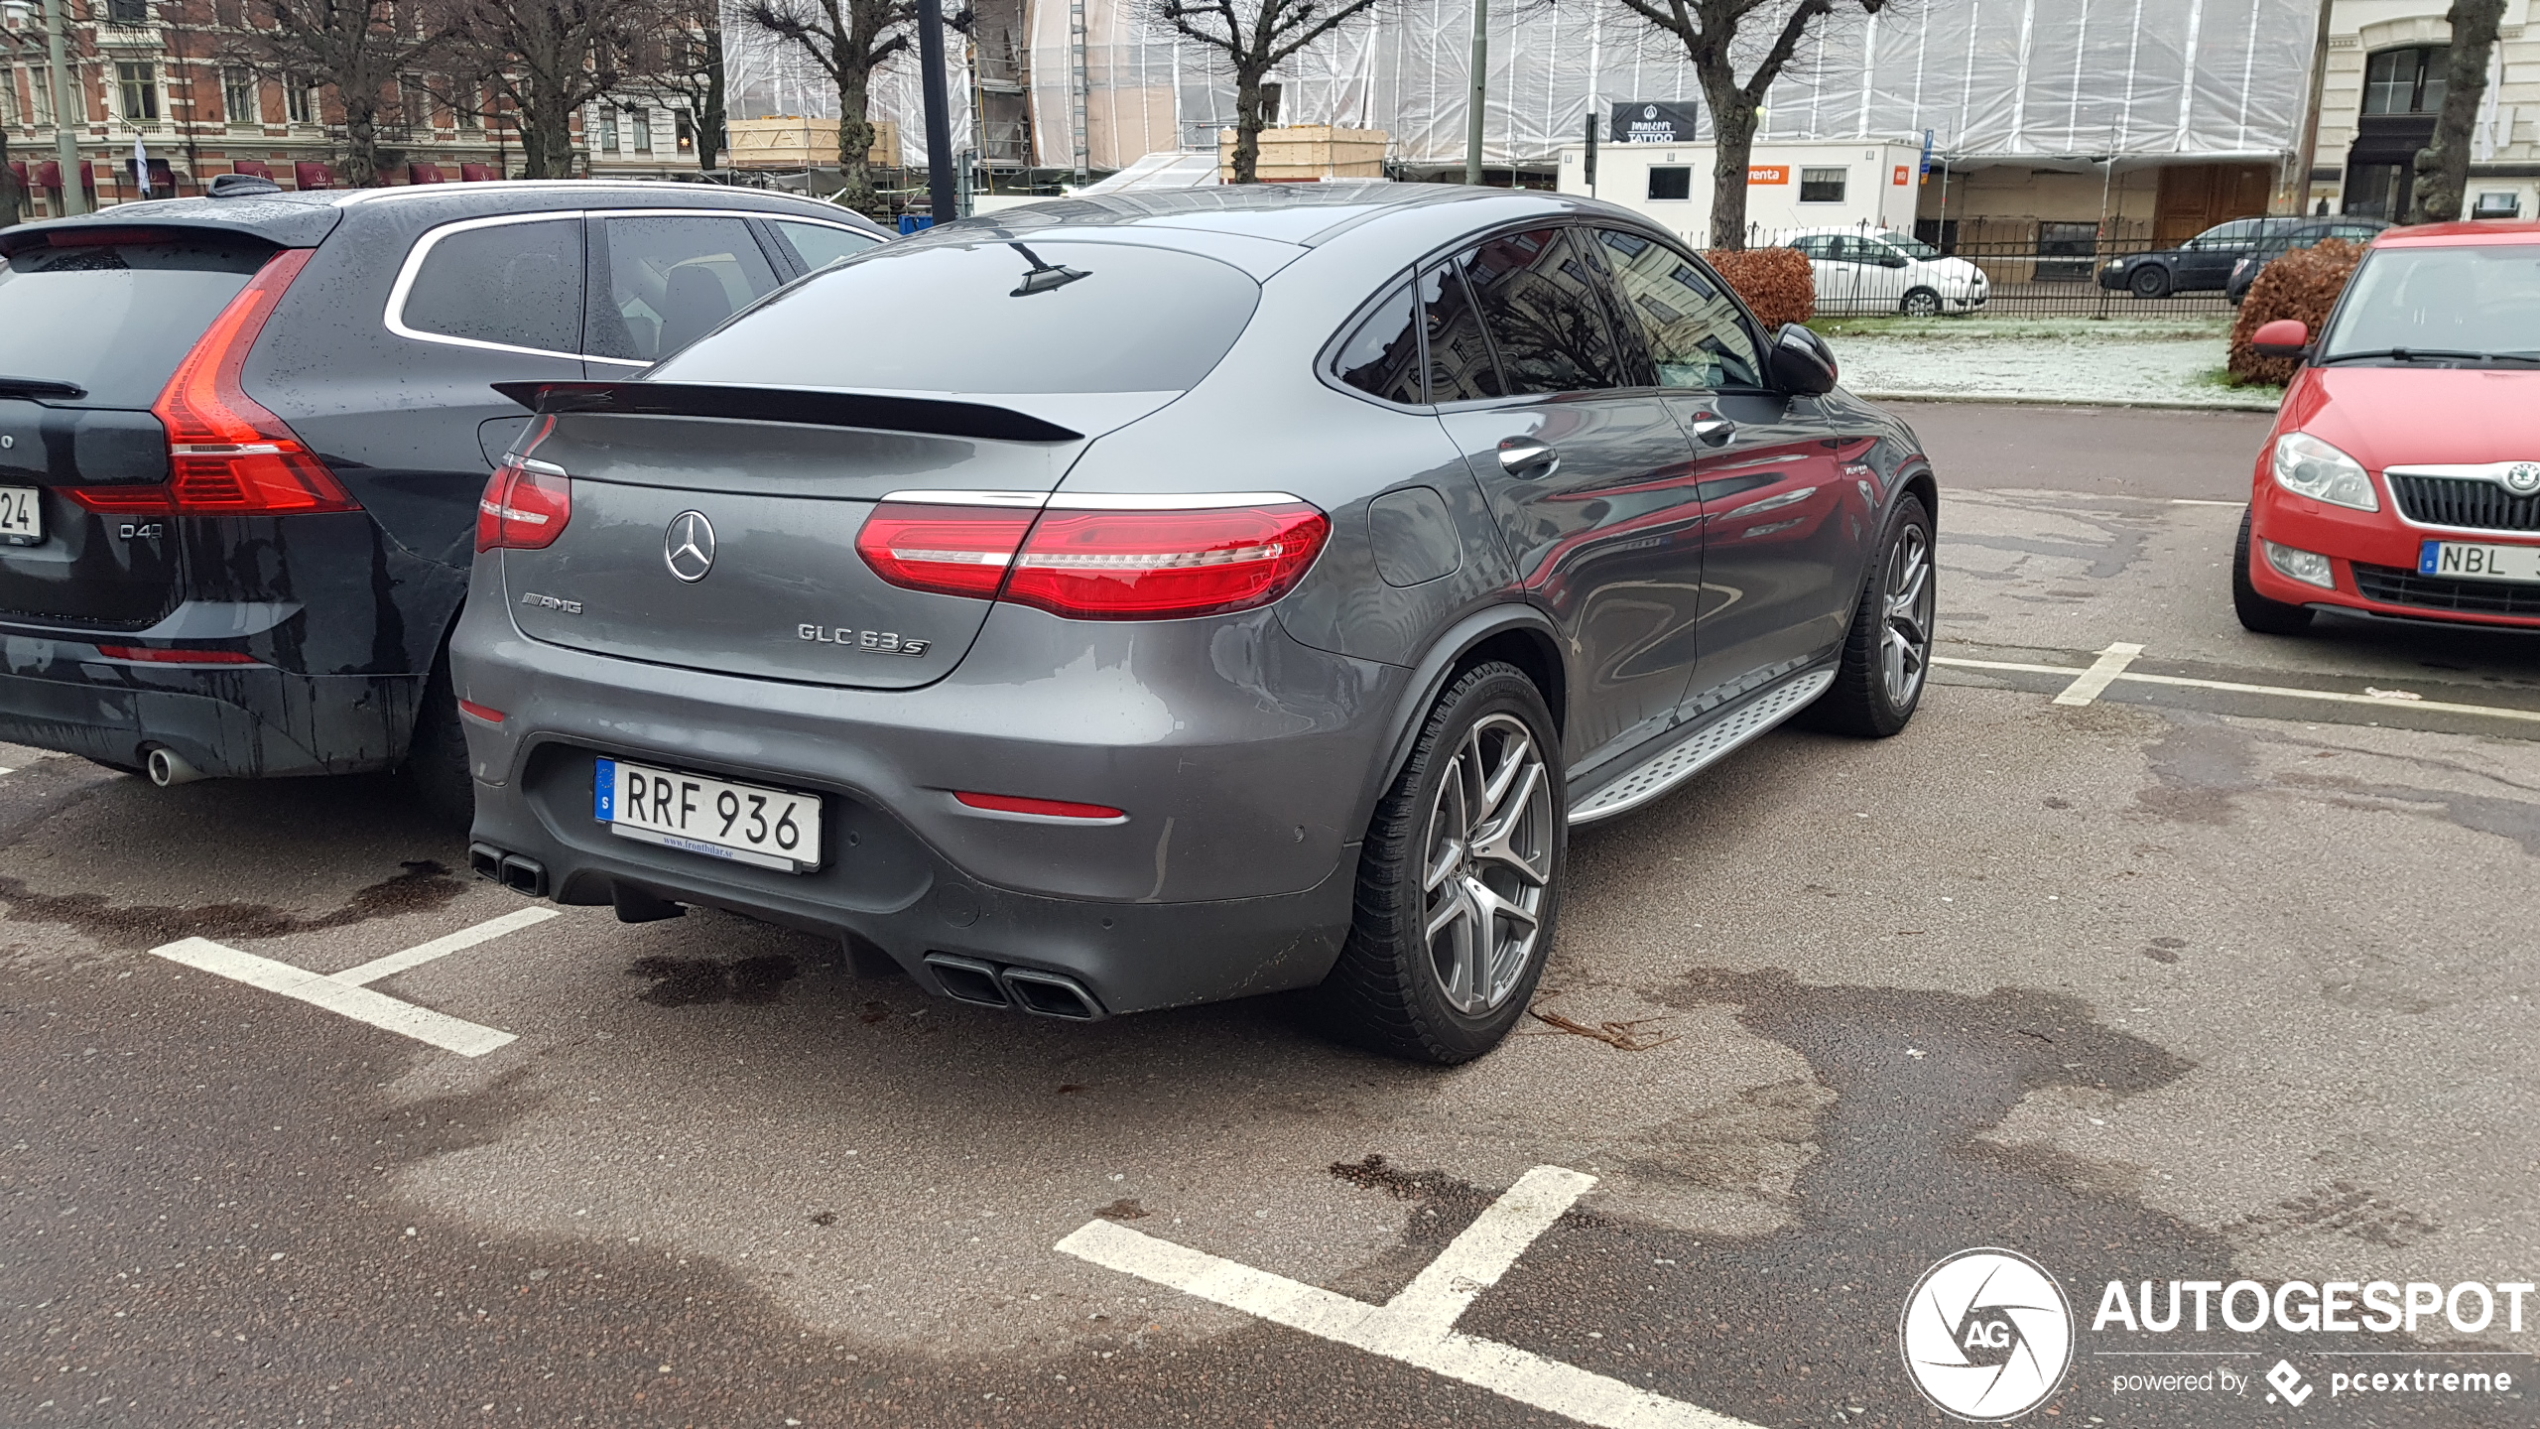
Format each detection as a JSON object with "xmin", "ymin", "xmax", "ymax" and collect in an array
[
  {"xmin": 2473, "ymin": 191, "xmax": 2522, "ymax": 219},
  {"xmin": 401, "ymin": 72, "xmax": 428, "ymax": 128},
  {"xmin": 1799, "ymin": 167, "xmax": 1846, "ymax": 203},
  {"xmin": 223, "ymin": 67, "xmax": 257, "ymax": 124},
  {"xmin": 107, "ymin": 0, "xmax": 148, "ymax": 22},
  {"xmin": 455, "ymin": 81, "xmax": 480, "ymax": 131},
  {"xmin": 2362, "ymin": 46, "xmax": 2447, "ymax": 116},
  {"xmin": 285, "ymin": 74, "xmax": 312, "ymax": 124},
  {"xmin": 675, "ymin": 110, "xmax": 696, "ymax": 153},
  {"xmin": 630, "ymin": 107, "xmax": 652, "ymax": 153},
  {"xmin": 29, "ymin": 66, "xmax": 51, "ymax": 126},
  {"xmin": 596, "ymin": 106, "xmax": 618, "ymax": 152},
  {"xmin": 1646, "ymin": 166, "xmax": 1691, "ymax": 201},
  {"xmin": 117, "ymin": 61, "xmax": 158, "ymax": 121}
]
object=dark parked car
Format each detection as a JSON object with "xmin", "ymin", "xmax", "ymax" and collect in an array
[
  {"xmin": 2224, "ymin": 218, "xmax": 2390, "ymax": 304},
  {"xmin": 2099, "ymin": 216, "xmax": 2308, "ymax": 298},
  {"xmin": 456, "ymin": 184, "xmax": 1941, "ymax": 1063},
  {"xmin": 0, "ymin": 180, "xmax": 886, "ymax": 814}
]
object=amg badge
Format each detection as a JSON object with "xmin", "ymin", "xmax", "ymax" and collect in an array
[
  {"xmin": 800, "ymin": 625, "xmax": 930, "ymax": 657},
  {"xmin": 520, "ymin": 591, "xmax": 584, "ymax": 615}
]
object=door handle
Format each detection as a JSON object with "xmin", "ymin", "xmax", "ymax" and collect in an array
[
  {"xmin": 1497, "ymin": 437, "xmax": 1559, "ymax": 479},
  {"xmin": 1691, "ymin": 415, "xmax": 1738, "ymax": 448}
]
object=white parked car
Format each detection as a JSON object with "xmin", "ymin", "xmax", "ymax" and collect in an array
[{"xmin": 1786, "ymin": 229, "xmax": 1990, "ymax": 316}]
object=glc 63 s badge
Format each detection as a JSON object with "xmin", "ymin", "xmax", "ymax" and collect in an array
[{"xmin": 799, "ymin": 625, "xmax": 930, "ymax": 657}]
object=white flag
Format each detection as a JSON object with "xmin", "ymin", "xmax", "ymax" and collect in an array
[{"xmin": 133, "ymin": 135, "xmax": 151, "ymax": 196}]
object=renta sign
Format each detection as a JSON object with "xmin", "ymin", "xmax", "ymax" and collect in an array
[
  {"xmin": 1611, "ymin": 101, "xmax": 1700, "ymax": 144},
  {"xmin": 1748, "ymin": 165, "xmax": 1791, "ymax": 185}
]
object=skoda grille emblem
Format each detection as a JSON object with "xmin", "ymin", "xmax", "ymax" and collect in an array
[
  {"xmin": 2505, "ymin": 463, "xmax": 2540, "ymax": 496},
  {"xmin": 665, "ymin": 510, "xmax": 716, "ymax": 583}
]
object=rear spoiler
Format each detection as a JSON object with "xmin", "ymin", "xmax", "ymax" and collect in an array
[{"xmin": 491, "ymin": 381, "xmax": 1083, "ymax": 443}]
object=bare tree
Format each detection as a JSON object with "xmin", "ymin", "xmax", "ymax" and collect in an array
[
  {"xmin": 221, "ymin": 0, "xmax": 450, "ymax": 186},
  {"xmin": 1607, "ymin": 0, "xmax": 1886, "ymax": 248},
  {"xmin": 739, "ymin": 0, "xmax": 916, "ymax": 214},
  {"xmin": 646, "ymin": 0, "xmax": 728, "ymax": 171},
  {"xmin": 2407, "ymin": 0, "xmax": 2507, "ymax": 224},
  {"xmin": 1149, "ymin": 0, "xmax": 1382, "ymax": 183},
  {"xmin": 435, "ymin": 0, "xmax": 658, "ymax": 178}
]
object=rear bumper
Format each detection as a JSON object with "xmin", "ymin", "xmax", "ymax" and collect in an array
[
  {"xmin": 0, "ymin": 643, "xmax": 424, "ymax": 776},
  {"xmin": 2248, "ymin": 484, "xmax": 2540, "ymax": 630}
]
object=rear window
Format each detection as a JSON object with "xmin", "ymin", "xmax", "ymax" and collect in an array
[
  {"xmin": 651, "ymin": 239, "xmax": 1261, "ymax": 395},
  {"xmin": 0, "ymin": 236, "xmax": 271, "ymax": 408}
]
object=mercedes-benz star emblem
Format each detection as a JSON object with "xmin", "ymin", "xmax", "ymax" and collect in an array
[
  {"xmin": 664, "ymin": 510, "xmax": 716, "ymax": 583},
  {"xmin": 2504, "ymin": 463, "xmax": 2540, "ymax": 496}
]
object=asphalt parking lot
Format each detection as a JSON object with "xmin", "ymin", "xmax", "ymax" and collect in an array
[{"xmin": 5, "ymin": 401, "xmax": 2535, "ymax": 1428}]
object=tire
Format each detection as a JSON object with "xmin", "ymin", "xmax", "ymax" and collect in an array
[
  {"xmin": 1806, "ymin": 493, "xmax": 1935, "ymax": 738},
  {"xmin": 404, "ymin": 644, "xmax": 477, "ymax": 826},
  {"xmin": 2232, "ymin": 510, "xmax": 2315, "ymax": 635},
  {"xmin": 1318, "ymin": 662, "xmax": 1563, "ymax": 1065},
  {"xmin": 2130, "ymin": 264, "xmax": 2173, "ymax": 300},
  {"xmin": 1900, "ymin": 287, "xmax": 1942, "ymax": 317}
]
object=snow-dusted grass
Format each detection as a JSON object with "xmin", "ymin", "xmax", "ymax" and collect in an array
[{"xmin": 1811, "ymin": 313, "xmax": 2286, "ymax": 409}]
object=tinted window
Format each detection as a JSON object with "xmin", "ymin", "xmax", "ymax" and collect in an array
[
  {"xmin": 1333, "ymin": 279, "xmax": 1423, "ymax": 404},
  {"xmin": 771, "ymin": 219, "xmax": 881, "ymax": 273},
  {"xmin": 586, "ymin": 215, "xmax": 783, "ymax": 363},
  {"xmin": 1647, "ymin": 167, "xmax": 1691, "ymax": 201},
  {"xmin": 1419, "ymin": 262, "xmax": 1501, "ymax": 403},
  {"xmin": 0, "ymin": 237, "xmax": 266, "ymax": 408},
  {"xmin": 1455, "ymin": 227, "xmax": 1625, "ymax": 394},
  {"xmin": 1595, "ymin": 228, "xmax": 1763, "ymax": 390},
  {"xmin": 402, "ymin": 218, "xmax": 583, "ymax": 355},
  {"xmin": 654, "ymin": 239, "xmax": 1259, "ymax": 395}
]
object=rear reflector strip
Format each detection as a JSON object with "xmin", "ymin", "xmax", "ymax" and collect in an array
[
  {"xmin": 954, "ymin": 791, "xmax": 1126, "ymax": 821},
  {"xmin": 457, "ymin": 699, "xmax": 506, "ymax": 724},
  {"xmin": 94, "ymin": 645, "xmax": 261, "ymax": 665}
]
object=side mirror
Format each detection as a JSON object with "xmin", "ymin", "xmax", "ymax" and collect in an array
[
  {"xmin": 1768, "ymin": 324, "xmax": 1838, "ymax": 396},
  {"xmin": 2251, "ymin": 318, "xmax": 2310, "ymax": 359}
]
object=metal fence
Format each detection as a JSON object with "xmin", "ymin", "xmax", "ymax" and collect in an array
[{"xmin": 1745, "ymin": 219, "xmax": 2241, "ymax": 318}]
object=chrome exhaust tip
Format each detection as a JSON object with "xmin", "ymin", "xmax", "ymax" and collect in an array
[
  {"xmin": 999, "ymin": 967, "xmax": 1107, "ymax": 1022},
  {"xmin": 145, "ymin": 746, "xmax": 205, "ymax": 787}
]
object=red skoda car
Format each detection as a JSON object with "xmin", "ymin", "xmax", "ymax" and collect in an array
[{"xmin": 2237, "ymin": 221, "xmax": 2540, "ymax": 633}]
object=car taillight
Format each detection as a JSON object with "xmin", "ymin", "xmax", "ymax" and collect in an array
[
  {"xmin": 475, "ymin": 456, "xmax": 572, "ymax": 552},
  {"xmin": 1004, "ymin": 503, "xmax": 1330, "ymax": 620},
  {"xmin": 855, "ymin": 501, "xmax": 1038, "ymax": 598},
  {"xmin": 150, "ymin": 247, "xmax": 359, "ymax": 516}
]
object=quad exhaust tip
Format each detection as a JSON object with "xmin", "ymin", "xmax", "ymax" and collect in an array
[
  {"xmin": 922, "ymin": 953, "xmax": 1106, "ymax": 1021},
  {"xmin": 144, "ymin": 746, "xmax": 205, "ymax": 787}
]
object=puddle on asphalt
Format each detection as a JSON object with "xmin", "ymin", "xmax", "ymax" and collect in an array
[
  {"xmin": 627, "ymin": 953, "xmax": 803, "ymax": 1006},
  {"xmin": 0, "ymin": 858, "xmax": 462, "ymax": 949}
]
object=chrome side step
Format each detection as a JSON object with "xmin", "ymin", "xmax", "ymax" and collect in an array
[{"xmin": 1566, "ymin": 667, "xmax": 1837, "ymax": 825}]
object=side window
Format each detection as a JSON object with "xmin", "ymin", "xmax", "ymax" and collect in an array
[
  {"xmin": 400, "ymin": 218, "xmax": 583, "ymax": 355},
  {"xmin": 1418, "ymin": 261, "xmax": 1502, "ymax": 403},
  {"xmin": 1791, "ymin": 235, "xmax": 1832, "ymax": 260},
  {"xmin": 1454, "ymin": 227, "xmax": 1625, "ymax": 395},
  {"xmin": 586, "ymin": 215, "xmax": 784, "ymax": 364},
  {"xmin": 1333, "ymin": 278, "xmax": 1424, "ymax": 404},
  {"xmin": 771, "ymin": 219, "xmax": 881, "ymax": 274},
  {"xmin": 1594, "ymin": 227, "xmax": 1764, "ymax": 391}
]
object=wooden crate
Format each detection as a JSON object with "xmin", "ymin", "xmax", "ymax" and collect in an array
[
  {"xmin": 1218, "ymin": 125, "xmax": 1387, "ymax": 182},
  {"xmin": 728, "ymin": 116, "xmax": 901, "ymax": 168}
]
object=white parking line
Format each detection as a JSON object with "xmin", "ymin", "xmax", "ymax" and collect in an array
[
  {"xmin": 1933, "ymin": 655, "xmax": 2540, "ymax": 725},
  {"xmin": 146, "ymin": 910, "xmax": 558, "ymax": 1058},
  {"xmin": 1058, "ymin": 1166, "xmax": 1764, "ymax": 1429},
  {"xmin": 2052, "ymin": 641, "xmax": 2147, "ymax": 707}
]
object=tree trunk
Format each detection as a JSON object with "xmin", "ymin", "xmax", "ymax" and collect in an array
[
  {"xmin": 1231, "ymin": 70, "xmax": 1265, "ymax": 184},
  {"xmin": 2408, "ymin": 0, "xmax": 2506, "ymax": 224},
  {"xmin": 0, "ymin": 130, "xmax": 18, "ymax": 229},
  {"xmin": 835, "ymin": 63, "xmax": 880, "ymax": 216},
  {"xmin": 342, "ymin": 100, "xmax": 381, "ymax": 186},
  {"xmin": 1702, "ymin": 81, "xmax": 1758, "ymax": 249},
  {"xmin": 696, "ymin": 40, "xmax": 727, "ymax": 170},
  {"xmin": 518, "ymin": 80, "xmax": 579, "ymax": 179}
]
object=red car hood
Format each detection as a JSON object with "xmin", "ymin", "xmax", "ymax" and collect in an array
[{"xmin": 2284, "ymin": 366, "xmax": 2540, "ymax": 470}]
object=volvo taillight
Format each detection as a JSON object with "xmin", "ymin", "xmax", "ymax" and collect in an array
[
  {"xmin": 855, "ymin": 497, "xmax": 1330, "ymax": 621},
  {"xmin": 475, "ymin": 426, "xmax": 571, "ymax": 553},
  {"xmin": 150, "ymin": 247, "xmax": 359, "ymax": 516}
]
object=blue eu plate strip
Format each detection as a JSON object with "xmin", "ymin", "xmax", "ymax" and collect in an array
[
  {"xmin": 594, "ymin": 758, "xmax": 617, "ymax": 822},
  {"xmin": 2420, "ymin": 541, "xmax": 2443, "ymax": 576}
]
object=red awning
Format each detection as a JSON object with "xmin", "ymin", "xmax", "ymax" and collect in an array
[
  {"xmin": 458, "ymin": 162, "xmax": 496, "ymax": 182},
  {"xmin": 293, "ymin": 161, "xmax": 333, "ymax": 190},
  {"xmin": 34, "ymin": 160, "xmax": 95, "ymax": 190},
  {"xmin": 407, "ymin": 162, "xmax": 446, "ymax": 185},
  {"xmin": 231, "ymin": 159, "xmax": 274, "ymax": 180},
  {"xmin": 5, "ymin": 161, "xmax": 26, "ymax": 184}
]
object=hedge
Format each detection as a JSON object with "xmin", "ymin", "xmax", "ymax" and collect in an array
[
  {"xmin": 2228, "ymin": 238, "xmax": 2366, "ymax": 386},
  {"xmin": 1704, "ymin": 246, "xmax": 1816, "ymax": 330}
]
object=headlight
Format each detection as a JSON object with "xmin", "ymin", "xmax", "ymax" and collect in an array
[{"xmin": 2269, "ymin": 432, "xmax": 2378, "ymax": 511}]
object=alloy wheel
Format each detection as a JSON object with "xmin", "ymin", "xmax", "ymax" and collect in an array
[
  {"xmin": 1881, "ymin": 523, "xmax": 1934, "ymax": 707},
  {"xmin": 1420, "ymin": 712, "xmax": 1554, "ymax": 1016},
  {"xmin": 1901, "ymin": 289, "xmax": 1940, "ymax": 317}
]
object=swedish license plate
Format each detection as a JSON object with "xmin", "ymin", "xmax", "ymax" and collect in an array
[
  {"xmin": 2419, "ymin": 540, "xmax": 2540, "ymax": 584},
  {"xmin": 594, "ymin": 757, "xmax": 822, "ymax": 872},
  {"xmin": 0, "ymin": 487, "xmax": 41, "ymax": 547}
]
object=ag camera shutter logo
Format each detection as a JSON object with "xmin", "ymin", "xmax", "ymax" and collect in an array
[{"xmin": 1901, "ymin": 1248, "xmax": 2074, "ymax": 1421}]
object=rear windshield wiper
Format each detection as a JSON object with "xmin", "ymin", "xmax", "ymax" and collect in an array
[
  {"xmin": 2317, "ymin": 348, "xmax": 2540, "ymax": 367},
  {"xmin": 0, "ymin": 375, "xmax": 86, "ymax": 398}
]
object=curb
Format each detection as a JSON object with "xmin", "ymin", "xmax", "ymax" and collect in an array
[{"xmin": 1852, "ymin": 389, "xmax": 2283, "ymax": 414}]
